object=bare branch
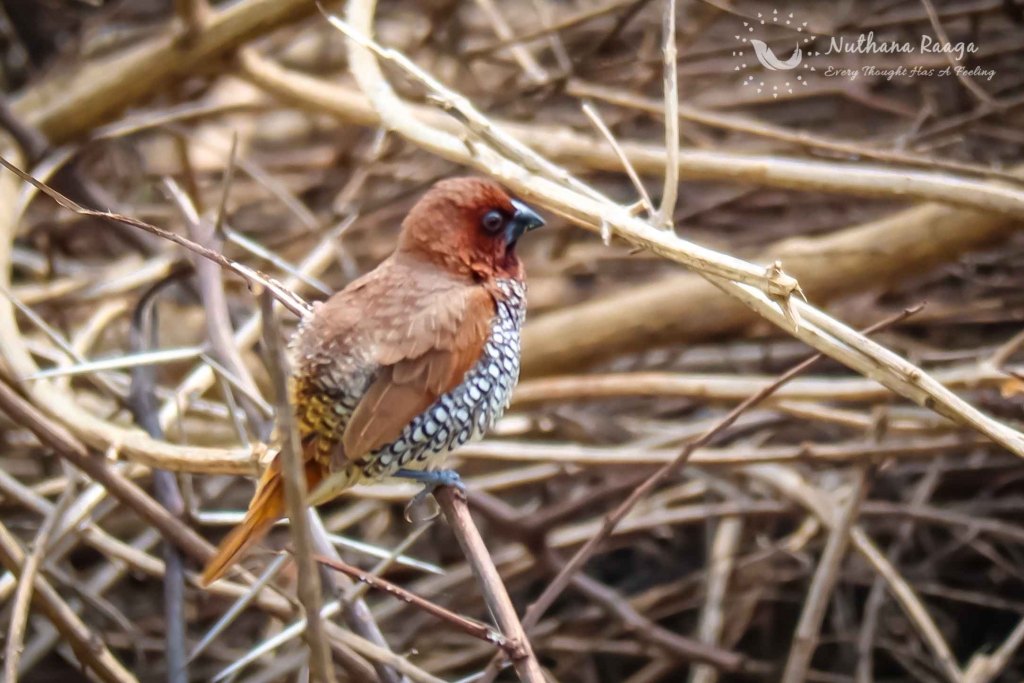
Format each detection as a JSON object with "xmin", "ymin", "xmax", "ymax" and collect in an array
[
  {"xmin": 435, "ymin": 487, "xmax": 546, "ymax": 683},
  {"xmin": 656, "ymin": 0, "xmax": 679, "ymax": 230},
  {"xmin": 259, "ymin": 290, "xmax": 335, "ymax": 683}
]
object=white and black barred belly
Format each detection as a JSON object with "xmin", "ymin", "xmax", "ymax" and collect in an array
[{"xmin": 360, "ymin": 279, "xmax": 526, "ymax": 478}]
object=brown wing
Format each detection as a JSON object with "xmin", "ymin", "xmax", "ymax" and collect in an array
[
  {"xmin": 289, "ymin": 252, "xmax": 495, "ymax": 466},
  {"xmin": 342, "ymin": 284, "xmax": 494, "ymax": 459}
]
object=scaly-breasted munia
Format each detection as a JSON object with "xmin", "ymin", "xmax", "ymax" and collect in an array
[{"xmin": 201, "ymin": 177, "xmax": 544, "ymax": 585}]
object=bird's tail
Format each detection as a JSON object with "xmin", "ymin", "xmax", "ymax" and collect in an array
[{"xmin": 200, "ymin": 459, "xmax": 326, "ymax": 586}]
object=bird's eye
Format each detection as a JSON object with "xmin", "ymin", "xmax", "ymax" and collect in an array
[{"xmin": 481, "ymin": 210, "xmax": 505, "ymax": 233}]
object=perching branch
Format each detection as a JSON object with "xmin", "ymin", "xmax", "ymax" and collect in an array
[{"xmin": 435, "ymin": 487, "xmax": 546, "ymax": 683}]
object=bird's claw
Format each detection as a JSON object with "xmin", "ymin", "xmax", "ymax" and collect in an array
[{"xmin": 395, "ymin": 469, "xmax": 465, "ymax": 522}]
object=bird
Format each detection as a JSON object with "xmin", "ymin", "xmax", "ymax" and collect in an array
[{"xmin": 200, "ymin": 177, "xmax": 544, "ymax": 585}]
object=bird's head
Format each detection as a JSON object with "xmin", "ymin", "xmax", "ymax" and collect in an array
[{"xmin": 397, "ymin": 177, "xmax": 544, "ymax": 283}]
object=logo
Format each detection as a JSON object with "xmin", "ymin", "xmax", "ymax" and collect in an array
[
  {"xmin": 733, "ymin": 9, "xmax": 818, "ymax": 96},
  {"xmin": 751, "ymin": 40, "xmax": 801, "ymax": 70},
  {"xmin": 731, "ymin": 8, "xmax": 996, "ymax": 87}
]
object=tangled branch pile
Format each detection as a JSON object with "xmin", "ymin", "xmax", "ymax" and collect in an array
[{"xmin": 2, "ymin": 0, "xmax": 1024, "ymax": 682}]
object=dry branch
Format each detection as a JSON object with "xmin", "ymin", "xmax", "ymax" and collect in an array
[
  {"xmin": 435, "ymin": 487, "xmax": 546, "ymax": 683},
  {"xmin": 260, "ymin": 291, "xmax": 335, "ymax": 683},
  {"xmin": 315, "ymin": 553, "xmax": 517, "ymax": 656},
  {"xmin": 238, "ymin": 53, "xmax": 1024, "ymax": 219}
]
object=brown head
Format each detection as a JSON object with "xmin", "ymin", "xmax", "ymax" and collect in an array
[{"xmin": 396, "ymin": 177, "xmax": 544, "ymax": 283}]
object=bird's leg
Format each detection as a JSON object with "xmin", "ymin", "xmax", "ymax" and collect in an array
[{"xmin": 394, "ymin": 468, "xmax": 465, "ymax": 517}]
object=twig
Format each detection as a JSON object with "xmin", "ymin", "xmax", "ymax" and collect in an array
[
  {"xmin": 0, "ymin": 520, "xmax": 138, "ymax": 683},
  {"xmin": 511, "ymin": 363, "xmax": 1008, "ymax": 406},
  {"xmin": 174, "ymin": 0, "xmax": 210, "ymax": 42},
  {"xmin": 580, "ymin": 102, "xmax": 653, "ymax": 217},
  {"xmin": 434, "ymin": 487, "xmax": 546, "ymax": 683},
  {"xmin": 163, "ymin": 175, "xmax": 266, "ymax": 437},
  {"xmin": 190, "ymin": 554, "xmax": 291, "ymax": 663},
  {"xmin": 656, "ymin": 0, "xmax": 679, "ymax": 230},
  {"xmin": 24, "ymin": 346, "xmax": 205, "ymax": 381},
  {"xmin": 963, "ymin": 615, "xmax": 1024, "ymax": 683},
  {"xmin": 259, "ymin": 290, "xmax": 335, "ymax": 683},
  {"xmin": 569, "ymin": 569, "xmax": 760, "ymax": 673},
  {"xmin": 127, "ymin": 274, "xmax": 190, "ymax": 683},
  {"xmin": 782, "ymin": 466, "xmax": 873, "ymax": 683},
  {"xmin": 309, "ymin": 513, "xmax": 408, "ymax": 683},
  {"xmin": 315, "ymin": 553, "xmax": 518, "ymax": 655},
  {"xmin": 3, "ymin": 486, "xmax": 73, "ymax": 683},
  {"xmin": 689, "ymin": 517, "xmax": 743, "ymax": 683},
  {"xmin": 919, "ymin": 0, "xmax": 998, "ymax": 105},
  {"xmin": 856, "ymin": 457, "xmax": 945, "ymax": 683},
  {"xmin": 471, "ymin": 0, "xmax": 547, "ymax": 84}
]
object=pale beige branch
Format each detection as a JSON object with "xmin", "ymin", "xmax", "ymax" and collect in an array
[
  {"xmin": 657, "ymin": 0, "xmax": 679, "ymax": 230},
  {"xmin": 237, "ymin": 53, "xmax": 1024, "ymax": 220}
]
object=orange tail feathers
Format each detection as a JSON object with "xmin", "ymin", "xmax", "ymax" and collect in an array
[{"xmin": 200, "ymin": 460, "xmax": 324, "ymax": 586}]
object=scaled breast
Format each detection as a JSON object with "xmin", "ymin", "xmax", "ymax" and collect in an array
[{"xmin": 361, "ymin": 279, "xmax": 526, "ymax": 478}]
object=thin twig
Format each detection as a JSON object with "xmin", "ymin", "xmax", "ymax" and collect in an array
[
  {"xmin": 656, "ymin": 0, "xmax": 679, "ymax": 230},
  {"xmin": 174, "ymin": 0, "xmax": 210, "ymax": 43},
  {"xmin": 315, "ymin": 553, "xmax": 517, "ymax": 655},
  {"xmin": 259, "ymin": 290, "xmax": 335, "ymax": 683},
  {"xmin": 782, "ymin": 465, "xmax": 873, "ymax": 683},
  {"xmin": 309, "ymin": 512, "xmax": 408, "ymax": 683},
  {"xmin": 435, "ymin": 487, "xmax": 546, "ymax": 683},
  {"xmin": 127, "ymin": 274, "xmax": 190, "ymax": 683},
  {"xmin": 689, "ymin": 517, "xmax": 743, "ymax": 683},
  {"xmin": 919, "ymin": 0, "xmax": 998, "ymax": 105},
  {"xmin": 856, "ymin": 457, "xmax": 945, "ymax": 683},
  {"xmin": 163, "ymin": 175, "xmax": 266, "ymax": 437},
  {"xmin": 3, "ymin": 486, "xmax": 73, "ymax": 683},
  {"xmin": 190, "ymin": 554, "xmax": 291, "ymax": 663},
  {"xmin": 580, "ymin": 102, "xmax": 653, "ymax": 217},
  {"xmin": 471, "ymin": 0, "xmax": 547, "ymax": 84}
]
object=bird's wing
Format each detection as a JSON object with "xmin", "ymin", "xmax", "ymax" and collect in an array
[
  {"xmin": 342, "ymin": 279, "xmax": 494, "ymax": 460},
  {"xmin": 289, "ymin": 256, "xmax": 494, "ymax": 466}
]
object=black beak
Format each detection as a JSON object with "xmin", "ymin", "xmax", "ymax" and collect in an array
[{"xmin": 506, "ymin": 199, "xmax": 545, "ymax": 245}]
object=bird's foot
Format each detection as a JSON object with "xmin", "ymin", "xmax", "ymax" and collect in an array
[{"xmin": 395, "ymin": 469, "xmax": 465, "ymax": 522}]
